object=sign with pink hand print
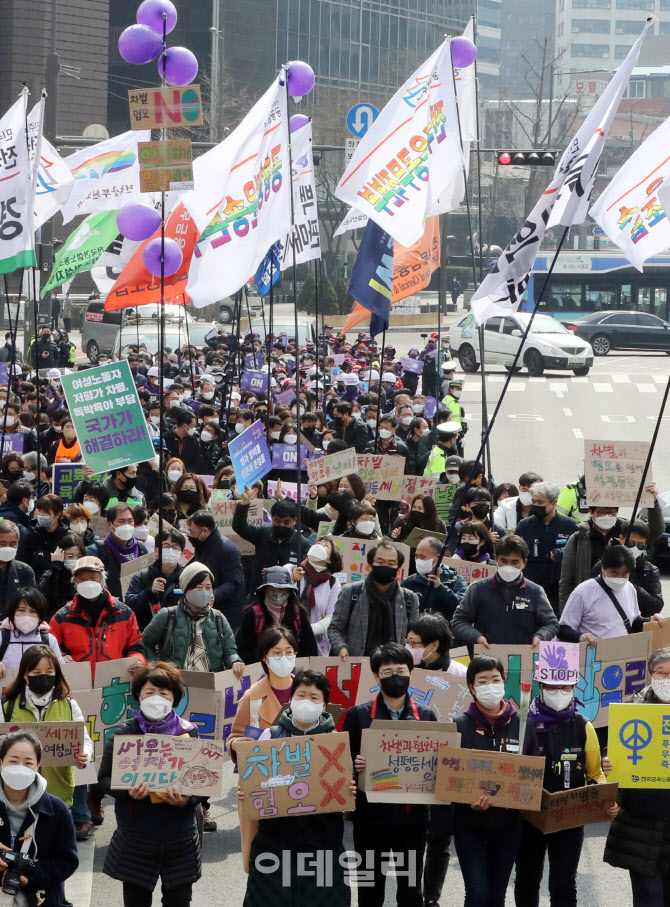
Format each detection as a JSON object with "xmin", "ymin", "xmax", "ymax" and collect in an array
[{"xmin": 535, "ymin": 641, "xmax": 580, "ymax": 684}]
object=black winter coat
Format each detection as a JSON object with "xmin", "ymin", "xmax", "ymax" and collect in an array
[
  {"xmin": 232, "ymin": 502, "xmax": 309, "ymax": 593},
  {"xmin": 0, "ymin": 559, "xmax": 36, "ymax": 616},
  {"xmin": 125, "ymin": 562, "xmax": 183, "ymax": 630},
  {"xmin": 86, "ymin": 539, "xmax": 148, "ymax": 600},
  {"xmin": 236, "ymin": 598, "xmax": 318, "ymax": 665},
  {"xmin": 17, "ymin": 524, "xmax": 69, "ymax": 582},
  {"xmin": 38, "ymin": 562, "xmax": 77, "ymax": 618}
]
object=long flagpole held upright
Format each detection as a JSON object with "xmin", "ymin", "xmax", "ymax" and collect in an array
[
  {"xmin": 157, "ymin": 11, "xmax": 168, "ymax": 573},
  {"xmin": 625, "ymin": 378, "xmax": 670, "ymax": 545}
]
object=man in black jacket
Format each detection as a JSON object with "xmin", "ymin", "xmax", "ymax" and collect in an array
[
  {"xmin": 33, "ymin": 325, "xmax": 60, "ymax": 369},
  {"xmin": 232, "ymin": 488, "xmax": 309, "ymax": 594},
  {"xmin": 332, "ymin": 401, "xmax": 369, "ymax": 453},
  {"xmin": 343, "ymin": 642, "xmax": 437, "ymax": 907},
  {"xmin": 164, "ymin": 409, "xmax": 200, "ymax": 471},
  {"xmin": 0, "ymin": 520, "xmax": 36, "ymax": 617},
  {"xmin": 185, "ymin": 510, "xmax": 245, "ymax": 630},
  {"xmin": 591, "ymin": 519, "xmax": 664, "ymax": 618},
  {"xmin": 125, "ymin": 529, "xmax": 186, "ymax": 630},
  {"xmin": 0, "ymin": 482, "xmax": 34, "ymax": 532}
]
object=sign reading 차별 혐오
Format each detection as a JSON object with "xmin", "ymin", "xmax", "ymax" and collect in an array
[
  {"xmin": 128, "ymin": 85, "xmax": 203, "ymax": 130},
  {"xmin": 60, "ymin": 359, "xmax": 155, "ymax": 475},
  {"xmin": 584, "ymin": 439, "xmax": 654, "ymax": 508}
]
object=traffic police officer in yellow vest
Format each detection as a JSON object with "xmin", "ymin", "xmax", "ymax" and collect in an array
[
  {"xmin": 424, "ymin": 421, "xmax": 462, "ymax": 479},
  {"xmin": 441, "ymin": 379, "xmax": 466, "ymax": 455}
]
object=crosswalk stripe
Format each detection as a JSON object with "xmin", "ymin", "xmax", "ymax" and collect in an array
[
  {"xmin": 66, "ymin": 837, "xmax": 94, "ymax": 906},
  {"xmin": 636, "ymin": 384, "xmax": 657, "ymax": 393},
  {"xmin": 594, "ymin": 384, "xmax": 613, "ymax": 392},
  {"xmin": 612, "ymin": 375, "xmax": 631, "ymax": 384}
]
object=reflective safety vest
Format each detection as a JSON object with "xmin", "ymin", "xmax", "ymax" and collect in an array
[
  {"xmin": 441, "ymin": 394, "xmax": 464, "ymax": 426},
  {"xmin": 54, "ymin": 438, "xmax": 81, "ymax": 463},
  {"xmin": 556, "ymin": 482, "xmax": 590, "ymax": 523}
]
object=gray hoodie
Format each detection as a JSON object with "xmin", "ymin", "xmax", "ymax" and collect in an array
[{"xmin": 0, "ymin": 773, "xmax": 47, "ymax": 907}]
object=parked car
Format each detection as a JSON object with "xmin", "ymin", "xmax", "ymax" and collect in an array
[
  {"xmin": 564, "ymin": 310, "xmax": 670, "ymax": 356},
  {"xmin": 249, "ymin": 317, "xmax": 316, "ymax": 348},
  {"xmin": 116, "ymin": 323, "xmax": 217, "ymax": 357},
  {"xmin": 450, "ymin": 312, "xmax": 594, "ymax": 377}
]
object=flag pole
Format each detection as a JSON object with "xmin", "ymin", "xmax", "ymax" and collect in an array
[
  {"xmin": 473, "ymin": 13, "xmax": 485, "ymax": 285},
  {"xmin": 374, "ymin": 327, "xmax": 386, "ymax": 452},
  {"xmin": 0, "ymin": 270, "xmax": 23, "ymax": 456},
  {"xmin": 266, "ymin": 258, "xmax": 274, "ymax": 442},
  {"xmin": 435, "ymin": 233, "xmax": 442, "ymax": 447},
  {"xmin": 157, "ymin": 10, "xmax": 168, "ymax": 573}
]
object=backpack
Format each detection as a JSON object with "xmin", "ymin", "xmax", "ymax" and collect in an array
[
  {"xmin": 159, "ymin": 605, "xmax": 230, "ymax": 655},
  {"xmin": 0, "ymin": 626, "xmax": 50, "ymax": 662},
  {"xmin": 252, "ymin": 602, "xmax": 302, "ymax": 637}
]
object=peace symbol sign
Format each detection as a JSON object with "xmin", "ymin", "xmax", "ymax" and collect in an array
[{"xmin": 619, "ymin": 719, "xmax": 652, "ymax": 766}]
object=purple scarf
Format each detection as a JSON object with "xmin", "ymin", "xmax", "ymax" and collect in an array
[
  {"xmin": 528, "ymin": 694, "xmax": 583, "ymax": 730},
  {"xmin": 131, "ymin": 707, "xmax": 195, "ymax": 736},
  {"xmin": 106, "ymin": 531, "xmax": 139, "ymax": 564}
]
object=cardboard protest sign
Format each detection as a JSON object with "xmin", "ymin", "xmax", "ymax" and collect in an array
[
  {"xmin": 210, "ymin": 494, "xmax": 265, "ymax": 556},
  {"xmin": 443, "ymin": 556, "xmax": 497, "ymax": 584},
  {"xmin": 399, "ymin": 476, "xmax": 441, "ymax": 500},
  {"xmin": 307, "ymin": 449, "xmax": 358, "ymax": 484},
  {"xmin": 120, "ymin": 551, "xmax": 158, "ymax": 599},
  {"xmin": 216, "ymin": 664, "xmax": 267, "ymax": 758},
  {"xmin": 360, "ymin": 725, "xmax": 461, "ymax": 803},
  {"xmin": 422, "ymin": 484, "xmax": 458, "ymax": 524},
  {"xmin": 0, "ymin": 722, "xmax": 85, "ymax": 767},
  {"xmin": 90, "ymin": 658, "xmax": 138, "ymax": 750},
  {"xmin": 308, "ymin": 658, "xmax": 365, "ymax": 730},
  {"xmin": 72, "ymin": 688, "xmax": 103, "ymax": 782},
  {"xmin": 356, "ymin": 454, "xmax": 406, "ymax": 501},
  {"xmin": 267, "ymin": 480, "xmax": 310, "ymax": 502},
  {"xmin": 331, "ymin": 536, "xmax": 411, "ymax": 584},
  {"xmin": 405, "ymin": 527, "xmax": 446, "ymax": 549},
  {"xmin": 237, "ymin": 731, "xmax": 355, "ymax": 820},
  {"xmin": 111, "ymin": 734, "xmax": 225, "ymax": 797},
  {"xmin": 644, "ymin": 619, "xmax": 670, "ymax": 654},
  {"xmin": 522, "ymin": 783, "xmax": 619, "ymax": 833},
  {"xmin": 608, "ymin": 703, "xmax": 670, "ymax": 788},
  {"xmin": 434, "ymin": 747, "xmax": 545, "ymax": 810},
  {"xmin": 62, "ymin": 660, "xmax": 95, "ymax": 692},
  {"xmin": 355, "ymin": 663, "xmax": 472, "ymax": 723},
  {"xmin": 535, "ymin": 641, "xmax": 580, "ymax": 685},
  {"xmin": 584, "ymin": 439, "xmax": 653, "ymax": 508}
]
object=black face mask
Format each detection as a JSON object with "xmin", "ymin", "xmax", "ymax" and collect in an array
[
  {"xmin": 470, "ymin": 504, "xmax": 489, "ymax": 519},
  {"xmin": 530, "ymin": 505, "xmax": 547, "ymax": 520},
  {"xmin": 460, "ymin": 542, "xmax": 479, "ymax": 559},
  {"xmin": 27, "ymin": 673, "xmax": 56, "ymax": 696},
  {"xmin": 407, "ymin": 511, "xmax": 424, "ymax": 528},
  {"xmin": 333, "ymin": 416, "xmax": 344, "ymax": 427},
  {"xmin": 272, "ymin": 525, "xmax": 293, "ymax": 543},
  {"xmin": 161, "ymin": 510, "xmax": 177, "ymax": 524},
  {"xmin": 180, "ymin": 489, "xmax": 200, "ymax": 504},
  {"xmin": 121, "ymin": 473, "xmax": 136, "ymax": 490},
  {"xmin": 370, "ymin": 564, "xmax": 397, "ymax": 585},
  {"xmin": 379, "ymin": 674, "xmax": 410, "ymax": 699}
]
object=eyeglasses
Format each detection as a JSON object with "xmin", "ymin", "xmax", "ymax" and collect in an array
[
  {"xmin": 377, "ymin": 667, "xmax": 410, "ymax": 679},
  {"xmin": 269, "ymin": 649, "xmax": 295, "ymax": 658},
  {"xmin": 651, "ymin": 670, "xmax": 670, "ymax": 679}
]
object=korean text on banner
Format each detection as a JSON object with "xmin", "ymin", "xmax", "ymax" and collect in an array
[
  {"xmin": 0, "ymin": 722, "xmax": 85, "ymax": 767},
  {"xmin": 237, "ymin": 731, "xmax": 355, "ymax": 820},
  {"xmin": 332, "ymin": 537, "xmax": 411, "ymax": 584},
  {"xmin": 60, "ymin": 359, "xmax": 155, "ymax": 475},
  {"xmin": 522, "ymin": 783, "xmax": 619, "ymax": 833},
  {"xmin": 279, "ymin": 121, "xmax": 321, "ymax": 269},
  {"xmin": 442, "ymin": 556, "xmax": 497, "ymax": 585},
  {"xmin": 356, "ymin": 454, "xmax": 406, "ymax": 500},
  {"xmin": 434, "ymin": 747, "xmax": 546, "ymax": 810},
  {"xmin": 584, "ymin": 438, "xmax": 653, "ymax": 507},
  {"xmin": 608, "ymin": 703, "xmax": 670, "ymax": 788},
  {"xmin": 535, "ymin": 641, "xmax": 580, "ymax": 684},
  {"xmin": 307, "ymin": 449, "xmax": 358, "ymax": 484},
  {"xmin": 52, "ymin": 464, "xmax": 86, "ymax": 504},
  {"xmin": 42, "ymin": 211, "xmax": 120, "ymax": 297},
  {"xmin": 228, "ymin": 420, "xmax": 272, "ymax": 492},
  {"xmin": 111, "ymin": 734, "xmax": 225, "ymax": 797},
  {"xmin": 0, "ymin": 95, "xmax": 36, "ymax": 275}
]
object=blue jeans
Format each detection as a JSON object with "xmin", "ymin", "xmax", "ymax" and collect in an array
[
  {"xmin": 454, "ymin": 819, "xmax": 522, "ymax": 907},
  {"xmin": 71, "ymin": 784, "xmax": 91, "ymax": 824}
]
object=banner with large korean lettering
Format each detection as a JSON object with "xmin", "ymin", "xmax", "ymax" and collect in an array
[
  {"xmin": 60, "ymin": 360, "xmax": 155, "ymax": 475},
  {"xmin": 228, "ymin": 419, "xmax": 272, "ymax": 491}
]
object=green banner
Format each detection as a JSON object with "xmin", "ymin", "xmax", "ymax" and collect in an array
[
  {"xmin": 60, "ymin": 359, "xmax": 154, "ymax": 475},
  {"xmin": 41, "ymin": 211, "xmax": 120, "ymax": 296}
]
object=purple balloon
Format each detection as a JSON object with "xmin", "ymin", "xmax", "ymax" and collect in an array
[
  {"xmin": 117, "ymin": 204, "xmax": 162, "ymax": 242},
  {"xmin": 118, "ymin": 24, "xmax": 163, "ymax": 65},
  {"xmin": 287, "ymin": 60, "xmax": 315, "ymax": 98},
  {"xmin": 451, "ymin": 36, "xmax": 477, "ymax": 68},
  {"xmin": 159, "ymin": 47, "xmax": 199, "ymax": 87},
  {"xmin": 143, "ymin": 237, "xmax": 183, "ymax": 278},
  {"xmin": 290, "ymin": 114, "xmax": 310, "ymax": 134},
  {"xmin": 136, "ymin": 0, "xmax": 177, "ymax": 35}
]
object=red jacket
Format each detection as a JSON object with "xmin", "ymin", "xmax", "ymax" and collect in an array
[{"xmin": 49, "ymin": 591, "xmax": 147, "ymax": 665}]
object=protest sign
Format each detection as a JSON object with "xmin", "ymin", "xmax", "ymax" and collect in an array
[
  {"xmin": 228, "ymin": 420, "xmax": 272, "ymax": 491},
  {"xmin": 644, "ymin": 619, "xmax": 670, "ymax": 654},
  {"xmin": 535, "ymin": 641, "xmax": 580, "ymax": 685},
  {"xmin": 119, "ymin": 551, "xmax": 158, "ymax": 599},
  {"xmin": 60, "ymin": 360, "xmax": 154, "ymax": 475},
  {"xmin": 584, "ymin": 439, "xmax": 653, "ymax": 507},
  {"xmin": 434, "ymin": 747, "xmax": 545, "ymax": 810},
  {"xmin": 244, "ymin": 353, "xmax": 265, "ymax": 370},
  {"xmin": 332, "ymin": 354, "xmax": 345, "ymax": 366},
  {"xmin": 308, "ymin": 658, "xmax": 365, "ymax": 731},
  {"xmin": 0, "ymin": 722, "xmax": 85, "ymax": 767},
  {"xmin": 0, "ymin": 435, "xmax": 24, "ymax": 454},
  {"xmin": 608, "ymin": 703, "xmax": 670, "ymax": 788},
  {"xmin": 197, "ymin": 474, "xmax": 215, "ymax": 489},
  {"xmin": 71, "ymin": 688, "xmax": 103, "ymax": 782},
  {"xmin": 405, "ymin": 527, "xmax": 446, "ymax": 549},
  {"xmin": 522, "ymin": 783, "xmax": 619, "ymax": 833},
  {"xmin": 400, "ymin": 357, "xmax": 423, "ymax": 374},
  {"xmin": 237, "ymin": 731, "xmax": 355, "ymax": 820},
  {"xmin": 210, "ymin": 494, "xmax": 265, "ymax": 556},
  {"xmin": 317, "ymin": 521, "xmax": 336, "ymax": 538},
  {"xmin": 111, "ymin": 734, "xmax": 225, "ymax": 797},
  {"xmin": 360, "ymin": 725, "xmax": 461, "ymax": 803},
  {"xmin": 356, "ymin": 454, "xmax": 406, "ymax": 501},
  {"xmin": 240, "ymin": 369, "xmax": 269, "ymax": 394},
  {"xmin": 271, "ymin": 443, "xmax": 308, "ymax": 470},
  {"xmin": 274, "ymin": 388, "xmax": 296, "ymax": 406},
  {"xmin": 331, "ymin": 537, "xmax": 411, "ymax": 583},
  {"xmin": 423, "ymin": 484, "xmax": 457, "ymax": 524},
  {"xmin": 62, "ymin": 660, "xmax": 95, "ymax": 692},
  {"xmin": 267, "ymin": 480, "xmax": 310, "ymax": 502},
  {"xmin": 52, "ymin": 464, "xmax": 86, "ymax": 504},
  {"xmin": 307, "ymin": 449, "xmax": 358, "ymax": 484},
  {"xmin": 91, "ymin": 658, "xmax": 137, "ymax": 751},
  {"xmin": 443, "ymin": 556, "xmax": 497, "ymax": 584},
  {"xmin": 355, "ymin": 663, "xmax": 471, "ymax": 723},
  {"xmin": 399, "ymin": 476, "xmax": 441, "ymax": 500},
  {"xmin": 424, "ymin": 396, "xmax": 437, "ymax": 420}
]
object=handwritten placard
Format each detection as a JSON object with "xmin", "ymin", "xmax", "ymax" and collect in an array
[
  {"xmin": 307, "ymin": 450, "xmax": 358, "ymax": 484},
  {"xmin": 119, "ymin": 551, "xmax": 158, "ymax": 599},
  {"xmin": 584, "ymin": 439, "xmax": 653, "ymax": 507},
  {"xmin": 522, "ymin": 782, "xmax": 618, "ymax": 833},
  {"xmin": 434, "ymin": 747, "xmax": 545, "ymax": 810},
  {"xmin": 535, "ymin": 641, "xmax": 580, "ymax": 684},
  {"xmin": 442, "ymin": 556, "xmax": 497, "ymax": 584},
  {"xmin": 111, "ymin": 734, "xmax": 225, "ymax": 797},
  {"xmin": 210, "ymin": 494, "xmax": 265, "ymax": 556},
  {"xmin": 331, "ymin": 536, "xmax": 411, "ymax": 584},
  {"xmin": 0, "ymin": 721, "xmax": 85, "ymax": 767},
  {"xmin": 356, "ymin": 454, "xmax": 406, "ymax": 501}
]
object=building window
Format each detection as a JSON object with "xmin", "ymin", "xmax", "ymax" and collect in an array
[
  {"xmin": 559, "ymin": 0, "xmax": 565, "ymax": 10},
  {"xmin": 660, "ymin": 19, "xmax": 670, "ymax": 31},
  {"xmin": 558, "ymin": 21, "xmax": 564, "ymax": 36},
  {"xmin": 625, "ymin": 80, "xmax": 646, "ymax": 97},
  {"xmin": 615, "ymin": 19, "xmax": 647, "ymax": 31},
  {"xmin": 571, "ymin": 42, "xmax": 610, "ymax": 56},
  {"xmin": 572, "ymin": 0, "xmax": 610, "ymax": 7},
  {"xmin": 615, "ymin": 44, "xmax": 633, "ymax": 57},
  {"xmin": 572, "ymin": 18, "xmax": 611, "ymax": 31},
  {"xmin": 616, "ymin": 0, "xmax": 650, "ymax": 7},
  {"xmin": 662, "ymin": 0, "xmax": 670, "ymax": 8}
]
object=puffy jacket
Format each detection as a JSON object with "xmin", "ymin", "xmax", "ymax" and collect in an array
[
  {"xmin": 556, "ymin": 480, "xmax": 590, "ymax": 523},
  {"xmin": 49, "ymin": 591, "xmax": 147, "ymax": 664},
  {"xmin": 451, "ymin": 574, "xmax": 559, "ymax": 647},
  {"xmin": 17, "ymin": 524, "xmax": 69, "ymax": 582},
  {"xmin": 338, "ymin": 419, "xmax": 370, "ymax": 453},
  {"xmin": 401, "ymin": 565, "xmax": 467, "ymax": 620},
  {"xmin": 142, "ymin": 600, "xmax": 242, "ymax": 670},
  {"xmin": 185, "ymin": 532, "xmax": 245, "ymax": 629},
  {"xmin": 125, "ymin": 562, "xmax": 183, "ymax": 630}
]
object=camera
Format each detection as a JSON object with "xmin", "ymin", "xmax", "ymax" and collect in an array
[{"xmin": 2, "ymin": 850, "xmax": 36, "ymax": 896}]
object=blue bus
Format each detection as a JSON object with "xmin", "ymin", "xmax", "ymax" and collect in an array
[{"xmin": 522, "ymin": 251, "xmax": 670, "ymax": 322}]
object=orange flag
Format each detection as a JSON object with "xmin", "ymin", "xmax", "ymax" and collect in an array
[
  {"xmin": 104, "ymin": 202, "xmax": 199, "ymax": 311},
  {"xmin": 341, "ymin": 217, "xmax": 440, "ymax": 334}
]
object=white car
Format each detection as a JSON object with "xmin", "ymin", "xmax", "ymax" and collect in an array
[{"xmin": 450, "ymin": 312, "xmax": 594, "ymax": 377}]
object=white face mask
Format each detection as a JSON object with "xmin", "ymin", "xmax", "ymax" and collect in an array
[
  {"xmin": 183, "ymin": 391, "xmax": 192, "ymax": 400},
  {"xmin": 202, "ymin": 391, "xmax": 214, "ymax": 400},
  {"xmin": 451, "ymin": 390, "xmax": 462, "ymax": 399},
  {"xmin": 70, "ymin": 522, "xmax": 87, "ymax": 535},
  {"xmin": 114, "ymin": 524, "xmax": 135, "ymax": 542},
  {"xmin": 322, "ymin": 440, "xmax": 330, "ymax": 451},
  {"xmin": 23, "ymin": 472, "xmax": 35, "ymax": 482},
  {"xmin": 162, "ymin": 548, "xmax": 181, "ymax": 566},
  {"xmin": 401, "ymin": 416, "xmax": 412, "ymax": 426},
  {"xmin": 134, "ymin": 526, "xmax": 150, "ymax": 540},
  {"xmin": 651, "ymin": 677, "xmax": 670, "ymax": 703},
  {"xmin": 474, "ymin": 682, "xmax": 506, "ymax": 710},
  {"xmin": 235, "ymin": 423, "xmax": 245, "ymax": 434},
  {"xmin": 412, "ymin": 404, "xmax": 424, "ymax": 414},
  {"xmin": 356, "ymin": 520, "xmax": 376, "ymax": 536},
  {"xmin": 187, "ymin": 427, "xmax": 198, "ymax": 437},
  {"xmin": 290, "ymin": 698, "xmax": 324, "ymax": 725},
  {"xmin": 627, "ymin": 545, "xmax": 644, "ymax": 561},
  {"xmin": 1, "ymin": 765, "xmax": 36, "ymax": 791},
  {"xmin": 267, "ymin": 654, "xmax": 296, "ymax": 678},
  {"xmin": 284, "ymin": 434, "xmax": 298, "ymax": 445},
  {"xmin": 542, "ymin": 688, "xmax": 574, "ymax": 712},
  {"xmin": 201, "ymin": 430, "xmax": 214, "ymax": 443},
  {"xmin": 139, "ymin": 694, "xmax": 172, "ymax": 722},
  {"xmin": 84, "ymin": 501, "xmax": 100, "ymax": 515},
  {"xmin": 379, "ymin": 429, "xmax": 393, "ymax": 440},
  {"xmin": 77, "ymin": 580, "xmax": 103, "ymax": 600},
  {"xmin": 270, "ymin": 431, "xmax": 281, "ymax": 441},
  {"xmin": 518, "ymin": 491, "xmax": 533, "ymax": 506},
  {"xmin": 446, "ymin": 472, "xmax": 459, "ymax": 485},
  {"xmin": 149, "ymin": 415, "xmax": 160, "ymax": 425},
  {"xmin": 0, "ymin": 548, "xmax": 16, "ymax": 563},
  {"xmin": 14, "ymin": 615, "xmax": 39, "ymax": 635},
  {"xmin": 5, "ymin": 417, "xmax": 15, "ymax": 428},
  {"xmin": 366, "ymin": 419, "xmax": 377, "ymax": 430},
  {"xmin": 497, "ymin": 565, "xmax": 522, "ymax": 583},
  {"xmin": 603, "ymin": 575, "xmax": 627, "ymax": 590},
  {"xmin": 64, "ymin": 559, "xmax": 77, "ymax": 572},
  {"xmin": 167, "ymin": 469, "xmax": 183, "ymax": 483},
  {"xmin": 594, "ymin": 515, "xmax": 617, "ymax": 531},
  {"xmin": 415, "ymin": 557, "xmax": 435, "ymax": 576}
]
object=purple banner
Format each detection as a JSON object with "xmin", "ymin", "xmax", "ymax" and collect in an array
[
  {"xmin": 424, "ymin": 396, "xmax": 437, "ymax": 420},
  {"xmin": 0, "ymin": 433, "xmax": 24, "ymax": 454},
  {"xmin": 244, "ymin": 353, "xmax": 265, "ymax": 370},
  {"xmin": 401, "ymin": 357, "xmax": 424, "ymax": 375},
  {"xmin": 271, "ymin": 443, "xmax": 308, "ymax": 470},
  {"xmin": 274, "ymin": 388, "xmax": 295, "ymax": 406},
  {"xmin": 240, "ymin": 369, "xmax": 269, "ymax": 394}
]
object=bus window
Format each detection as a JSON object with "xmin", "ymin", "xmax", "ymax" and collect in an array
[
  {"xmin": 638, "ymin": 287, "xmax": 653, "ymax": 313},
  {"xmin": 620, "ymin": 284, "xmax": 633, "ymax": 309},
  {"xmin": 655, "ymin": 288, "xmax": 668, "ymax": 319},
  {"xmin": 584, "ymin": 283, "xmax": 617, "ymax": 310},
  {"xmin": 545, "ymin": 281, "xmax": 583, "ymax": 312}
]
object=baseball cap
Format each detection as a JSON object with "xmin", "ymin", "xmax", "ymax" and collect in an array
[
  {"xmin": 445, "ymin": 455, "xmax": 463, "ymax": 470},
  {"xmin": 73, "ymin": 556, "xmax": 105, "ymax": 576}
]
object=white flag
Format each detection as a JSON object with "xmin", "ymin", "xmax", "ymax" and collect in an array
[
  {"xmin": 91, "ymin": 233, "xmax": 141, "ymax": 295},
  {"xmin": 184, "ymin": 77, "xmax": 291, "ymax": 307},
  {"xmin": 60, "ymin": 129, "xmax": 150, "ymax": 224},
  {"xmin": 455, "ymin": 19, "xmax": 477, "ymax": 143},
  {"xmin": 0, "ymin": 94, "xmax": 36, "ymax": 275},
  {"xmin": 336, "ymin": 40, "xmax": 464, "ymax": 247},
  {"xmin": 27, "ymin": 101, "xmax": 74, "ymax": 230},
  {"xmin": 333, "ymin": 207, "xmax": 368, "ymax": 237},
  {"xmin": 279, "ymin": 122, "xmax": 321, "ymax": 270},
  {"xmin": 590, "ymin": 116, "xmax": 670, "ymax": 271},
  {"xmin": 471, "ymin": 22, "xmax": 650, "ymax": 324}
]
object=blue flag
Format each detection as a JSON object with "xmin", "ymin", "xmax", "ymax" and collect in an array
[
  {"xmin": 254, "ymin": 242, "xmax": 281, "ymax": 298},
  {"xmin": 348, "ymin": 221, "xmax": 394, "ymax": 338}
]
